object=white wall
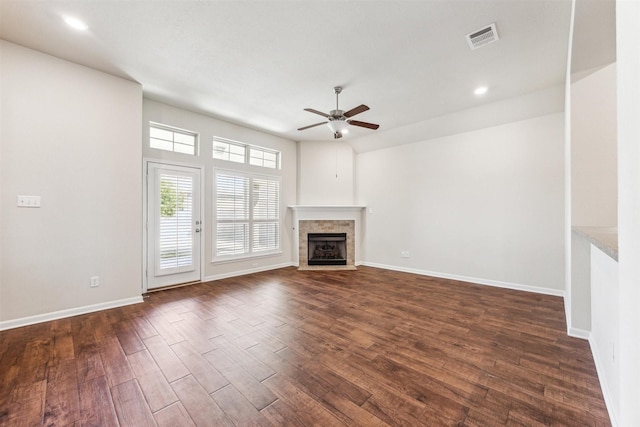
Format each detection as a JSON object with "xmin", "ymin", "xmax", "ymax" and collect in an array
[
  {"xmin": 570, "ymin": 230, "xmax": 591, "ymax": 333},
  {"xmin": 571, "ymin": 63, "xmax": 617, "ymax": 227},
  {"xmin": 0, "ymin": 41, "xmax": 143, "ymax": 326},
  {"xmin": 615, "ymin": 1, "xmax": 640, "ymax": 424},
  {"xmin": 297, "ymin": 141, "xmax": 355, "ymax": 205},
  {"xmin": 142, "ymin": 99, "xmax": 297, "ymax": 280},
  {"xmin": 589, "ymin": 245, "xmax": 619, "ymax": 424},
  {"xmin": 356, "ymin": 112, "xmax": 565, "ymax": 293},
  {"xmin": 568, "ymin": 63, "xmax": 618, "ymax": 336}
]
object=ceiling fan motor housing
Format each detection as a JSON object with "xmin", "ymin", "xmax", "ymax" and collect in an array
[{"xmin": 329, "ymin": 110, "xmax": 345, "ymax": 119}]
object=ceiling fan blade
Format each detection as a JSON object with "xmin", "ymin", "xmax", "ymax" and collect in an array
[
  {"xmin": 297, "ymin": 121, "xmax": 327, "ymax": 131},
  {"xmin": 304, "ymin": 108, "xmax": 330, "ymax": 118},
  {"xmin": 348, "ymin": 120, "xmax": 380, "ymax": 130},
  {"xmin": 334, "ymin": 131, "xmax": 343, "ymax": 139},
  {"xmin": 343, "ymin": 104, "xmax": 369, "ymax": 118}
]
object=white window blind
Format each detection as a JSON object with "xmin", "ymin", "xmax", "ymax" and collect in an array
[
  {"xmin": 252, "ymin": 178, "xmax": 279, "ymax": 252},
  {"xmin": 214, "ymin": 171, "xmax": 280, "ymax": 259},
  {"xmin": 215, "ymin": 174, "xmax": 249, "ymax": 256},
  {"xmin": 159, "ymin": 173, "xmax": 193, "ymax": 269}
]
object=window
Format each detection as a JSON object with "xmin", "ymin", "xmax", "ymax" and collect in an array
[
  {"xmin": 212, "ymin": 138, "xmax": 246, "ymax": 164},
  {"xmin": 249, "ymin": 147, "xmax": 279, "ymax": 169},
  {"xmin": 150, "ymin": 122, "xmax": 198, "ymax": 155},
  {"xmin": 214, "ymin": 170, "xmax": 280, "ymax": 259},
  {"xmin": 213, "ymin": 137, "xmax": 280, "ymax": 169}
]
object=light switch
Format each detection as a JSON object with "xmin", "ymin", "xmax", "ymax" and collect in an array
[{"xmin": 17, "ymin": 195, "xmax": 41, "ymax": 207}]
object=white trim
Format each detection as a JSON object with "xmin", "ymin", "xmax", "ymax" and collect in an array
[
  {"xmin": 0, "ymin": 296, "xmax": 143, "ymax": 331},
  {"xmin": 568, "ymin": 327, "xmax": 591, "ymax": 340},
  {"xmin": 589, "ymin": 336, "xmax": 619, "ymax": 427},
  {"xmin": 361, "ymin": 262, "xmax": 566, "ymax": 297},
  {"xmin": 211, "ymin": 250, "xmax": 284, "ymax": 265},
  {"xmin": 563, "ymin": 0, "xmax": 576, "ymax": 340},
  {"xmin": 202, "ymin": 262, "xmax": 294, "ymax": 282}
]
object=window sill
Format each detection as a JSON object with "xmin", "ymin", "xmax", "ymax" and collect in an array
[{"xmin": 211, "ymin": 250, "xmax": 283, "ymax": 265}]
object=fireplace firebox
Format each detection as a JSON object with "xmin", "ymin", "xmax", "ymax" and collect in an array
[{"xmin": 308, "ymin": 233, "xmax": 347, "ymax": 266}]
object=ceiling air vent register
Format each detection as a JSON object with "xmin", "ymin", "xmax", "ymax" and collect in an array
[{"xmin": 466, "ymin": 23, "xmax": 499, "ymax": 50}]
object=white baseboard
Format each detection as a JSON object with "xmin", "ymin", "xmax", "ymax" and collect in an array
[
  {"xmin": 589, "ymin": 336, "xmax": 619, "ymax": 427},
  {"xmin": 568, "ymin": 327, "xmax": 591, "ymax": 340},
  {"xmin": 0, "ymin": 296, "xmax": 144, "ymax": 331},
  {"xmin": 202, "ymin": 262, "xmax": 295, "ymax": 282},
  {"xmin": 564, "ymin": 297, "xmax": 572, "ymax": 338},
  {"xmin": 360, "ymin": 262, "xmax": 566, "ymax": 297}
]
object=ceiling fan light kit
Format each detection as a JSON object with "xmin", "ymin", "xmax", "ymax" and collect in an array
[
  {"xmin": 298, "ymin": 86, "xmax": 380, "ymax": 139},
  {"xmin": 327, "ymin": 119, "xmax": 349, "ymax": 134}
]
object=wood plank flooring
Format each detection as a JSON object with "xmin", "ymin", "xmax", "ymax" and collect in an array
[{"xmin": 0, "ymin": 266, "xmax": 610, "ymax": 426}]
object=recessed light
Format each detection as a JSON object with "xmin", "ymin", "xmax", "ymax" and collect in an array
[
  {"xmin": 64, "ymin": 16, "xmax": 89, "ymax": 31},
  {"xmin": 474, "ymin": 86, "xmax": 488, "ymax": 96}
]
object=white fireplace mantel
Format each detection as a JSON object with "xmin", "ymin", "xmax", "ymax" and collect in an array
[
  {"xmin": 288, "ymin": 205, "xmax": 366, "ymax": 225},
  {"xmin": 288, "ymin": 205, "xmax": 366, "ymax": 266}
]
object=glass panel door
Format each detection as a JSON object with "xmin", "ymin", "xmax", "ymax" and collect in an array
[{"xmin": 147, "ymin": 162, "xmax": 201, "ymax": 290}]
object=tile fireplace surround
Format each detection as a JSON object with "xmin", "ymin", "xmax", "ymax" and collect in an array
[
  {"xmin": 300, "ymin": 220, "xmax": 354, "ymax": 267},
  {"xmin": 288, "ymin": 205, "xmax": 365, "ymax": 268}
]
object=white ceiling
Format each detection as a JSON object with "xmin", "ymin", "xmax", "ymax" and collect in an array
[{"xmin": 0, "ymin": 1, "xmax": 614, "ymax": 146}]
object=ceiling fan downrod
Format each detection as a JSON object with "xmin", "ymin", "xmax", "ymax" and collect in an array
[{"xmin": 330, "ymin": 86, "xmax": 342, "ymax": 119}]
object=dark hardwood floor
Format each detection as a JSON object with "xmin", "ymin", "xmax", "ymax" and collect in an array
[{"xmin": 0, "ymin": 266, "xmax": 610, "ymax": 426}]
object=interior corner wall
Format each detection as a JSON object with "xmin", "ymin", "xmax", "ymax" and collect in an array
[
  {"xmin": 571, "ymin": 63, "xmax": 617, "ymax": 227},
  {"xmin": 355, "ymin": 113, "xmax": 565, "ymax": 293},
  {"xmin": 0, "ymin": 41, "xmax": 143, "ymax": 324},
  {"xmin": 297, "ymin": 141, "xmax": 355, "ymax": 205}
]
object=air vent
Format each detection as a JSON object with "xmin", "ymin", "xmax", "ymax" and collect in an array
[{"xmin": 466, "ymin": 23, "xmax": 499, "ymax": 50}]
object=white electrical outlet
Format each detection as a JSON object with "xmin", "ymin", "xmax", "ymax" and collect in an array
[
  {"xmin": 90, "ymin": 276, "xmax": 100, "ymax": 287},
  {"xmin": 17, "ymin": 195, "xmax": 41, "ymax": 207},
  {"xmin": 401, "ymin": 251, "xmax": 410, "ymax": 258}
]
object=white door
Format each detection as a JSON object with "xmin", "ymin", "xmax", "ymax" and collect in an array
[{"xmin": 146, "ymin": 162, "xmax": 202, "ymax": 290}]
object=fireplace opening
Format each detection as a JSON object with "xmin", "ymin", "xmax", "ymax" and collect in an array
[{"xmin": 308, "ymin": 233, "xmax": 347, "ymax": 266}]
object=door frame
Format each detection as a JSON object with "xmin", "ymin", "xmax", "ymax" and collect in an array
[{"xmin": 142, "ymin": 158, "xmax": 205, "ymax": 293}]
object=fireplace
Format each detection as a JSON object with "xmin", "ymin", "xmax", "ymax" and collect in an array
[
  {"xmin": 290, "ymin": 206, "xmax": 364, "ymax": 269},
  {"xmin": 308, "ymin": 233, "xmax": 347, "ymax": 266}
]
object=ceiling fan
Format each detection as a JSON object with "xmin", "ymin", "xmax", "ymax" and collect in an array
[{"xmin": 297, "ymin": 87, "xmax": 380, "ymax": 139}]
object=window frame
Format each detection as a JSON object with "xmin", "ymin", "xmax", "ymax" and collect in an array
[
  {"xmin": 212, "ymin": 168, "xmax": 282, "ymax": 262},
  {"xmin": 212, "ymin": 136, "xmax": 281, "ymax": 170},
  {"xmin": 149, "ymin": 122, "xmax": 199, "ymax": 156}
]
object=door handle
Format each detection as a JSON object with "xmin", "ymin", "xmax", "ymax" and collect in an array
[{"xmin": 195, "ymin": 228, "xmax": 201, "ymax": 233}]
